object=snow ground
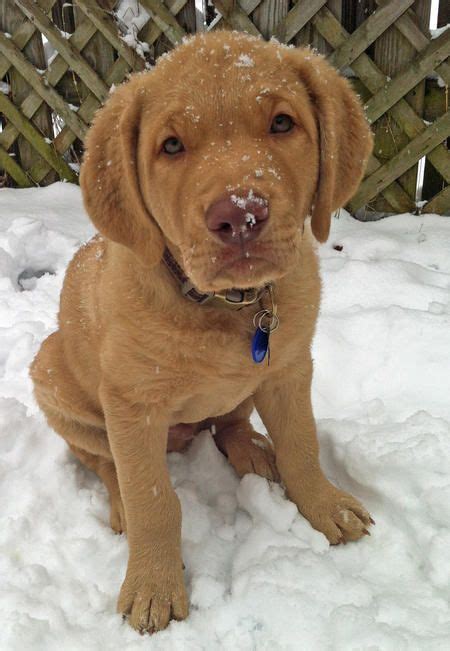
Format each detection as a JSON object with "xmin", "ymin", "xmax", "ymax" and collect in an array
[{"xmin": 0, "ymin": 183, "xmax": 449, "ymax": 650}]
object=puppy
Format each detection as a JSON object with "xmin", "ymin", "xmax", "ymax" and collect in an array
[{"xmin": 31, "ymin": 31, "xmax": 373, "ymax": 633}]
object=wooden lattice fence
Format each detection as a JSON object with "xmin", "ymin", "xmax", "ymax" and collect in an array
[{"xmin": 0, "ymin": 0, "xmax": 449, "ymax": 216}]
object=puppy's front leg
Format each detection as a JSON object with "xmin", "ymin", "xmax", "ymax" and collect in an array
[
  {"xmin": 101, "ymin": 383, "xmax": 188, "ymax": 633},
  {"xmin": 254, "ymin": 359, "xmax": 372, "ymax": 544}
]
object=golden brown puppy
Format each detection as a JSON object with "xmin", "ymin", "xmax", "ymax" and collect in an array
[{"xmin": 31, "ymin": 31, "xmax": 373, "ymax": 633}]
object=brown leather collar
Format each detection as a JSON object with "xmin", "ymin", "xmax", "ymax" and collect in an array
[{"xmin": 162, "ymin": 247, "xmax": 269, "ymax": 310}]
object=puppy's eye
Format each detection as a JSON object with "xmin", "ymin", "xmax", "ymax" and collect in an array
[
  {"xmin": 270, "ymin": 114, "xmax": 295, "ymax": 134},
  {"xmin": 162, "ymin": 137, "xmax": 184, "ymax": 155}
]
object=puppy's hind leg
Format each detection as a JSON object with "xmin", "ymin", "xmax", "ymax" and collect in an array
[
  {"xmin": 210, "ymin": 399, "xmax": 280, "ymax": 482},
  {"xmin": 44, "ymin": 410, "xmax": 125, "ymax": 534},
  {"xmin": 69, "ymin": 444, "xmax": 126, "ymax": 534},
  {"xmin": 31, "ymin": 331, "xmax": 125, "ymax": 531}
]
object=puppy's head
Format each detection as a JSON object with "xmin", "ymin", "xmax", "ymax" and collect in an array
[{"xmin": 81, "ymin": 32, "xmax": 372, "ymax": 292}]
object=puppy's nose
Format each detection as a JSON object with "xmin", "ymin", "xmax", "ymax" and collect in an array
[{"xmin": 205, "ymin": 194, "xmax": 269, "ymax": 245}]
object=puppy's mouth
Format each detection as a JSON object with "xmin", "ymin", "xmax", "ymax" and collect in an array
[
  {"xmin": 182, "ymin": 223, "xmax": 302, "ymax": 293},
  {"xmin": 204, "ymin": 240, "xmax": 284, "ymax": 290},
  {"xmin": 215, "ymin": 244, "xmax": 271, "ymax": 273}
]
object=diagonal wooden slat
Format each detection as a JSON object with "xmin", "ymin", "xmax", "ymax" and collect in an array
[
  {"xmin": 0, "ymin": 92, "xmax": 78, "ymax": 182},
  {"xmin": 74, "ymin": 0, "xmax": 146, "ymax": 72},
  {"xmin": 328, "ymin": 0, "xmax": 415, "ymax": 70},
  {"xmin": 0, "ymin": 144, "xmax": 34, "ymax": 187},
  {"xmin": 139, "ymin": 0, "xmax": 189, "ymax": 46},
  {"xmin": 139, "ymin": 0, "xmax": 187, "ymax": 45},
  {"xmin": 0, "ymin": 31, "xmax": 88, "ymax": 140},
  {"xmin": 207, "ymin": 0, "xmax": 259, "ymax": 32},
  {"xmin": 15, "ymin": 0, "xmax": 110, "ymax": 103},
  {"xmin": 365, "ymin": 28, "xmax": 450, "ymax": 124},
  {"xmin": 349, "ymin": 111, "xmax": 450, "ymax": 210},
  {"xmin": 212, "ymin": 0, "xmax": 261, "ymax": 36},
  {"xmin": 274, "ymin": 0, "xmax": 327, "ymax": 44},
  {"xmin": 423, "ymin": 184, "xmax": 450, "ymax": 215}
]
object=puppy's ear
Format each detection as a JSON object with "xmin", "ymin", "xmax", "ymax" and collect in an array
[
  {"xmin": 80, "ymin": 77, "xmax": 164, "ymax": 265},
  {"xmin": 288, "ymin": 50, "xmax": 373, "ymax": 242}
]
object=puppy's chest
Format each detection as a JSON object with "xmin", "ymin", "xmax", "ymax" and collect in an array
[
  {"xmin": 170, "ymin": 320, "xmax": 269, "ymax": 380},
  {"xmin": 170, "ymin": 308, "xmax": 295, "ymax": 374},
  {"xmin": 144, "ymin": 306, "xmax": 304, "ymax": 421},
  {"xmin": 168, "ymin": 339, "xmax": 264, "ymax": 422}
]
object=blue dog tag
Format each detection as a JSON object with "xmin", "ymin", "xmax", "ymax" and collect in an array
[{"xmin": 251, "ymin": 326, "xmax": 269, "ymax": 363}]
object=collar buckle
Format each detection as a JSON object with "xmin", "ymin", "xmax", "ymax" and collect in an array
[
  {"xmin": 181, "ymin": 280, "xmax": 214, "ymax": 304},
  {"xmin": 220, "ymin": 287, "xmax": 260, "ymax": 306}
]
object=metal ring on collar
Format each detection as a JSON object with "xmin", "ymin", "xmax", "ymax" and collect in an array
[{"xmin": 253, "ymin": 309, "xmax": 279, "ymax": 333}]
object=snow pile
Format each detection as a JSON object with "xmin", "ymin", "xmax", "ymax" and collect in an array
[{"xmin": 0, "ymin": 184, "xmax": 449, "ymax": 649}]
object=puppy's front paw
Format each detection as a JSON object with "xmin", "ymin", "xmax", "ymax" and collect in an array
[
  {"xmin": 119, "ymin": 561, "xmax": 188, "ymax": 633},
  {"xmin": 297, "ymin": 486, "xmax": 373, "ymax": 545}
]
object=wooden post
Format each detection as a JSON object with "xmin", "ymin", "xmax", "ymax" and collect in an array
[
  {"xmin": 422, "ymin": 77, "xmax": 448, "ymax": 207},
  {"xmin": 73, "ymin": 1, "xmax": 116, "ymax": 96},
  {"xmin": 437, "ymin": 0, "xmax": 450, "ymax": 27},
  {"xmin": 252, "ymin": 0, "xmax": 289, "ymax": 40},
  {"xmin": 0, "ymin": 0, "xmax": 56, "ymax": 184},
  {"xmin": 295, "ymin": 1, "xmax": 342, "ymax": 54},
  {"xmin": 52, "ymin": 1, "xmax": 80, "ymax": 104}
]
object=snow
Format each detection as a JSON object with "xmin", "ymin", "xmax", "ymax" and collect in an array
[
  {"xmin": 116, "ymin": 0, "xmax": 150, "ymax": 35},
  {"xmin": 0, "ymin": 183, "xmax": 449, "ymax": 649},
  {"xmin": 430, "ymin": 23, "xmax": 450, "ymax": 39},
  {"xmin": 115, "ymin": 0, "xmax": 150, "ymax": 60},
  {"xmin": 235, "ymin": 54, "xmax": 255, "ymax": 68}
]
